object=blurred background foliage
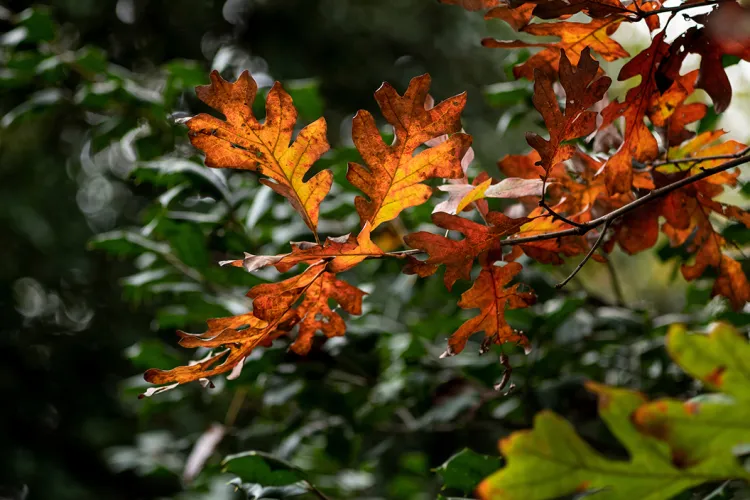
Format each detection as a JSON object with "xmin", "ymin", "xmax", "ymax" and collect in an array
[{"xmin": 1, "ymin": 1, "xmax": 749, "ymax": 499}]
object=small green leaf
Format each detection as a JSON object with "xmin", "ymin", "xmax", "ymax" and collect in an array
[
  {"xmin": 437, "ymin": 448, "xmax": 502, "ymax": 493},
  {"xmin": 223, "ymin": 451, "xmax": 307, "ymax": 487}
]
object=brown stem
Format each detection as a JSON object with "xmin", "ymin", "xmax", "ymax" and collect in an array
[
  {"xmin": 634, "ymin": 0, "xmax": 726, "ymax": 19},
  {"xmin": 649, "ymin": 146, "xmax": 750, "ymax": 167},
  {"xmin": 605, "ymin": 256, "xmax": 626, "ymax": 307},
  {"xmin": 304, "ymin": 481, "xmax": 333, "ymax": 500},
  {"xmin": 555, "ymin": 219, "xmax": 611, "ymax": 289}
]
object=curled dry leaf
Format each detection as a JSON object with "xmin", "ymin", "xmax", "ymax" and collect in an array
[
  {"xmin": 186, "ymin": 71, "xmax": 332, "ymax": 236},
  {"xmin": 143, "ymin": 262, "xmax": 366, "ymax": 392}
]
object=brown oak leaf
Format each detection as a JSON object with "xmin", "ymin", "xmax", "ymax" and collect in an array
[
  {"xmin": 446, "ymin": 261, "xmax": 535, "ymax": 356},
  {"xmin": 347, "ymin": 74, "xmax": 471, "ymax": 229},
  {"xmin": 404, "ymin": 211, "xmax": 528, "ymax": 290},
  {"xmin": 187, "ymin": 71, "xmax": 333, "ymax": 236}
]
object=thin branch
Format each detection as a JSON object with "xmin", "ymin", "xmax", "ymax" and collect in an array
[
  {"xmin": 605, "ymin": 256, "xmax": 626, "ymax": 307},
  {"xmin": 501, "ymin": 152, "xmax": 750, "ymax": 248},
  {"xmin": 354, "ymin": 152, "xmax": 749, "ymax": 263},
  {"xmin": 649, "ymin": 146, "xmax": 750, "ymax": 167},
  {"xmin": 634, "ymin": 0, "xmax": 726, "ymax": 19},
  {"xmin": 539, "ymin": 199, "xmax": 587, "ymax": 228},
  {"xmin": 555, "ymin": 220, "xmax": 611, "ymax": 289},
  {"xmin": 304, "ymin": 480, "xmax": 333, "ymax": 500}
]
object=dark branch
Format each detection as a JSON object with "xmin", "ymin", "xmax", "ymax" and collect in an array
[{"xmin": 555, "ymin": 219, "xmax": 611, "ymax": 289}]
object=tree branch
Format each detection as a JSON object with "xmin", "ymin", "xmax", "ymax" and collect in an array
[
  {"xmin": 500, "ymin": 152, "xmax": 750, "ymax": 248},
  {"xmin": 633, "ymin": 0, "xmax": 726, "ymax": 19},
  {"xmin": 555, "ymin": 220, "xmax": 611, "ymax": 289}
]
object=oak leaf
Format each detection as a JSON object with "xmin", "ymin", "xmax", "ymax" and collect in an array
[
  {"xmin": 143, "ymin": 262, "xmax": 366, "ymax": 392},
  {"xmin": 404, "ymin": 211, "xmax": 528, "ymax": 290},
  {"xmin": 446, "ymin": 261, "xmax": 534, "ymax": 356},
  {"xmin": 478, "ymin": 382, "xmax": 749, "ymax": 500},
  {"xmin": 347, "ymin": 74, "xmax": 471, "ymax": 229},
  {"xmin": 275, "ymin": 223, "xmax": 384, "ymax": 273},
  {"xmin": 482, "ymin": 17, "xmax": 628, "ymax": 80},
  {"xmin": 600, "ymin": 31, "xmax": 670, "ymax": 193},
  {"xmin": 187, "ymin": 71, "xmax": 332, "ymax": 236},
  {"xmin": 526, "ymin": 47, "xmax": 611, "ymax": 172}
]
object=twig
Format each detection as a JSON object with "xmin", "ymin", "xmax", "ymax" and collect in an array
[
  {"xmin": 494, "ymin": 353, "xmax": 515, "ymax": 394},
  {"xmin": 555, "ymin": 220, "xmax": 611, "ymax": 289},
  {"xmin": 605, "ymin": 256, "xmax": 626, "ymax": 307},
  {"xmin": 339, "ymin": 153, "xmax": 750, "ymax": 263},
  {"xmin": 304, "ymin": 480, "xmax": 333, "ymax": 500},
  {"xmin": 649, "ymin": 146, "xmax": 750, "ymax": 167},
  {"xmin": 634, "ymin": 0, "xmax": 726, "ymax": 19},
  {"xmin": 539, "ymin": 199, "xmax": 586, "ymax": 228},
  {"xmin": 500, "ymin": 152, "xmax": 750, "ymax": 248}
]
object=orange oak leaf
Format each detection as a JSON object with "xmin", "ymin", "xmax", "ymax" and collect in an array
[
  {"xmin": 274, "ymin": 223, "xmax": 384, "ymax": 273},
  {"xmin": 508, "ymin": 208, "xmax": 589, "ymax": 264},
  {"xmin": 404, "ymin": 211, "xmax": 528, "ymax": 290},
  {"xmin": 347, "ymin": 74, "xmax": 471, "ymax": 229},
  {"xmin": 551, "ymin": 152, "xmax": 653, "ymax": 224},
  {"xmin": 482, "ymin": 17, "xmax": 628, "ymax": 80},
  {"xmin": 143, "ymin": 313, "xmax": 279, "ymax": 391},
  {"xmin": 445, "ymin": 261, "xmax": 534, "ymax": 356},
  {"xmin": 600, "ymin": 31, "xmax": 670, "ymax": 194},
  {"xmin": 249, "ymin": 265, "xmax": 366, "ymax": 355},
  {"xmin": 485, "ymin": 3, "xmax": 535, "ymax": 31},
  {"xmin": 143, "ymin": 262, "xmax": 366, "ymax": 391},
  {"xmin": 526, "ymin": 47, "xmax": 611, "ymax": 172},
  {"xmin": 186, "ymin": 70, "xmax": 332, "ymax": 237},
  {"xmin": 610, "ymin": 132, "xmax": 750, "ymax": 309},
  {"xmin": 647, "ymin": 70, "xmax": 706, "ymax": 147},
  {"xmin": 246, "ymin": 262, "xmax": 364, "ymax": 355}
]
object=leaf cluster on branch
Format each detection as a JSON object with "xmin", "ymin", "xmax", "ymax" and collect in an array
[{"xmin": 142, "ymin": 0, "xmax": 750, "ymax": 411}]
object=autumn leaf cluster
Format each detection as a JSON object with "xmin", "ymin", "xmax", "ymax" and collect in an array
[{"xmin": 143, "ymin": 0, "xmax": 750, "ymax": 417}]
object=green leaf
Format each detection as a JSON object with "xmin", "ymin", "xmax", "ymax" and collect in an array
[
  {"xmin": 223, "ymin": 451, "xmax": 307, "ymax": 487},
  {"xmin": 478, "ymin": 384, "xmax": 747, "ymax": 500},
  {"xmin": 478, "ymin": 324, "xmax": 750, "ymax": 500},
  {"xmin": 437, "ymin": 448, "xmax": 502, "ymax": 493},
  {"xmin": 666, "ymin": 323, "xmax": 750, "ymax": 401}
]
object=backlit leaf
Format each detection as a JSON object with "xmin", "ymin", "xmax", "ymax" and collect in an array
[
  {"xmin": 347, "ymin": 74, "xmax": 471, "ymax": 229},
  {"xmin": 186, "ymin": 70, "xmax": 332, "ymax": 237}
]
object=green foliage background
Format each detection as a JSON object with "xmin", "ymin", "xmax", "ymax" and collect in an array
[{"xmin": 1, "ymin": 1, "xmax": 748, "ymax": 499}]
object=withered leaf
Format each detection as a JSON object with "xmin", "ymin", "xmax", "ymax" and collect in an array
[
  {"xmin": 446, "ymin": 261, "xmax": 534, "ymax": 356},
  {"xmin": 526, "ymin": 47, "xmax": 611, "ymax": 171},
  {"xmin": 483, "ymin": 17, "xmax": 628, "ymax": 80},
  {"xmin": 187, "ymin": 71, "xmax": 332, "ymax": 236},
  {"xmin": 404, "ymin": 211, "xmax": 528, "ymax": 290},
  {"xmin": 348, "ymin": 74, "xmax": 471, "ymax": 229}
]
